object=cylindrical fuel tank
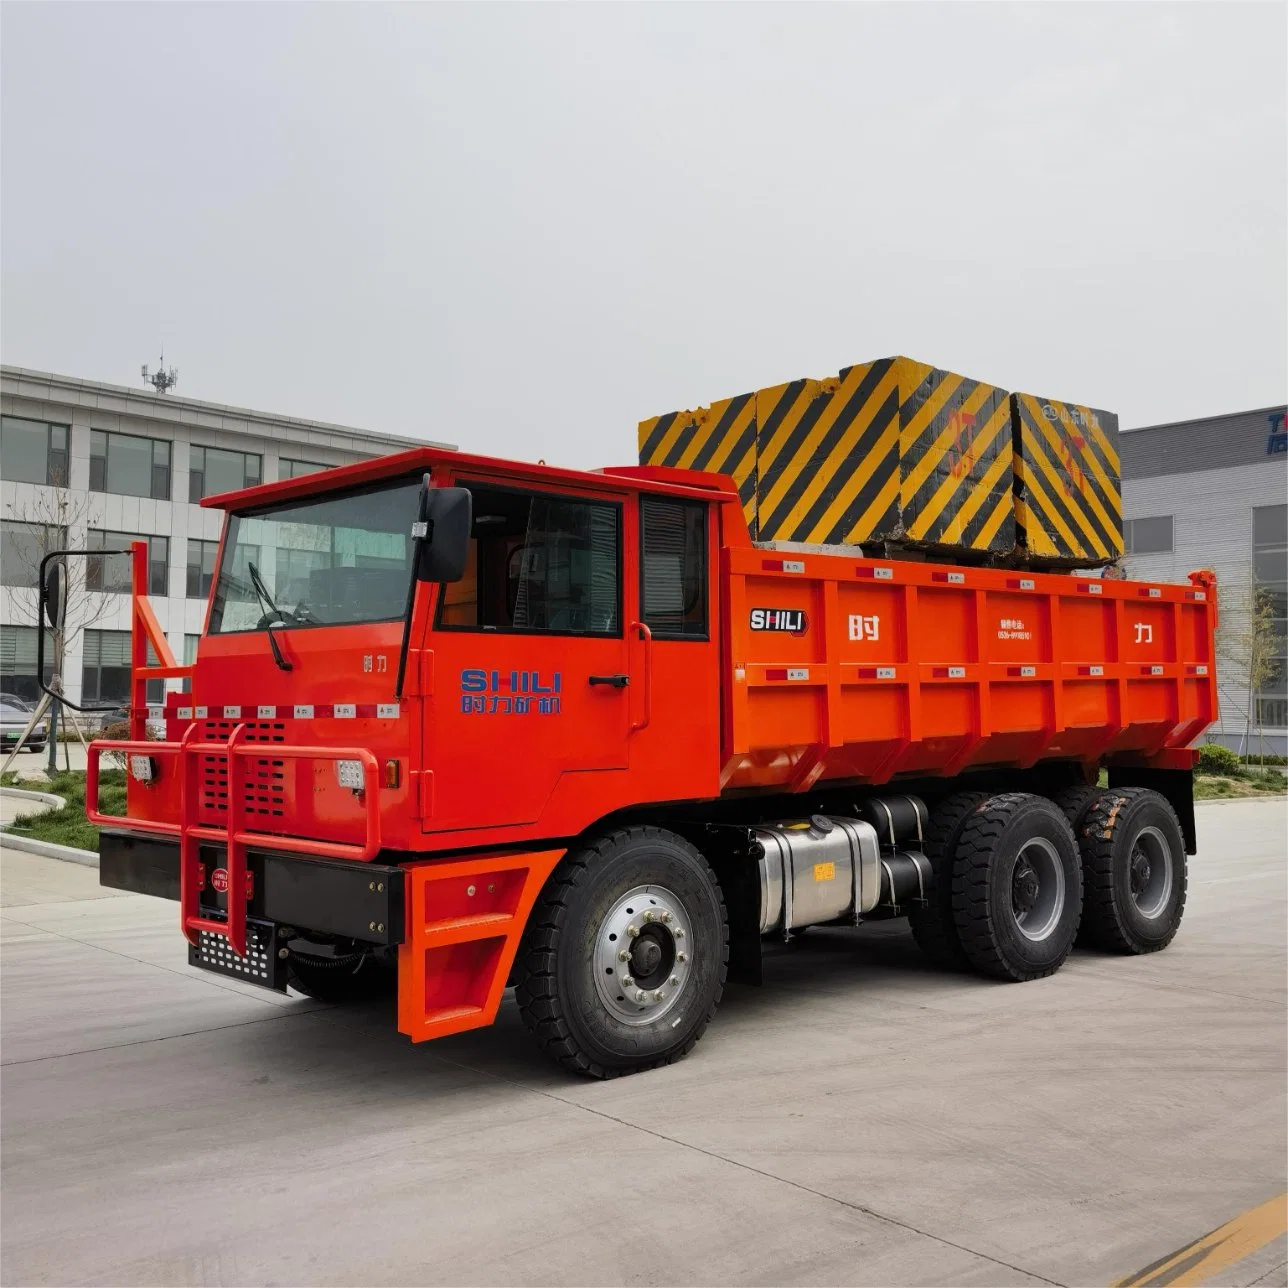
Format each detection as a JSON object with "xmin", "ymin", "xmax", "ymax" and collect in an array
[{"xmin": 756, "ymin": 815, "xmax": 881, "ymax": 934}]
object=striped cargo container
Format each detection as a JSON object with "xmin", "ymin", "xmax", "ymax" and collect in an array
[
  {"xmin": 1010, "ymin": 392, "xmax": 1123, "ymax": 566},
  {"xmin": 639, "ymin": 356, "xmax": 1015, "ymax": 558}
]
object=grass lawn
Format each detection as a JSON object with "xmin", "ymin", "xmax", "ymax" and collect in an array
[
  {"xmin": 1193, "ymin": 771, "xmax": 1287, "ymax": 801},
  {"xmin": 1, "ymin": 768, "xmax": 126, "ymax": 851}
]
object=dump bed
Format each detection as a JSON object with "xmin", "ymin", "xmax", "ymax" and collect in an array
[{"xmin": 721, "ymin": 544, "xmax": 1215, "ymax": 790}]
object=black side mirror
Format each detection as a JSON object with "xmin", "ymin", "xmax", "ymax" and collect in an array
[
  {"xmin": 419, "ymin": 486, "xmax": 472, "ymax": 583},
  {"xmin": 42, "ymin": 559, "xmax": 67, "ymax": 630}
]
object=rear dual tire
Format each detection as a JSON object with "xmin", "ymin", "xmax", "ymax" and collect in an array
[
  {"xmin": 908, "ymin": 791, "xmax": 989, "ymax": 970},
  {"xmin": 1073, "ymin": 788, "xmax": 1187, "ymax": 954},
  {"xmin": 950, "ymin": 793, "xmax": 1083, "ymax": 981}
]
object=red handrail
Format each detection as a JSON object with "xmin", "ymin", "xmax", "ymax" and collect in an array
[{"xmin": 88, "ymin": 727, "xmax": 383, "ymax": 958}]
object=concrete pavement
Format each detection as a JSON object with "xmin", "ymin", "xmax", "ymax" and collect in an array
[{"xmin": 1, "ymin": 799, "xmax": 1285, "ymax": 1287}]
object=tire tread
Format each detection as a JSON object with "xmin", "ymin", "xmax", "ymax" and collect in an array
[
  {"xmin": 909, "ymin": 792, "xmax": 988, "ymax": 970},
  {"xmin": 514, "ymin": 826, "xmax": 728, "ymax": 1079},
  {"xmin": 951, "ymin": 792, "xmax": 1081, "ymax": 982},
  {"xmin": 1077, "ymin": 787, "xmax": 1187, "ymax": 953}
]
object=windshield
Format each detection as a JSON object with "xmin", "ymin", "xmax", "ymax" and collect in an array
[{"xmin": 208, "ymin": 476, "xmax": 421, "ymax": 633}]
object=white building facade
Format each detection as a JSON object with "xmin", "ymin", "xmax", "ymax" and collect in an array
[
  {"xmin": 1, "ymin": 366, "xmax": 450, "ymax": 710},
  {"xmin": 1118, "ymin": 405, "xmax": 1287, "ymax": 755}
]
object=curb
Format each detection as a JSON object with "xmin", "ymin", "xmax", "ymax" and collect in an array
[
  {"xmin": 1195, "ymin": 794, "xmax": 1288, "ymax": 807},
  {"xmin": 0, "ymin": 831, "xmax": 98, "ymax": 866},
  {"xmin": 0, "ymin": 787, "xmax": 97, "ymax": 866},
  {"xmin": 1, "ymin": 786, "xmax": 66, "ymax": 810}
]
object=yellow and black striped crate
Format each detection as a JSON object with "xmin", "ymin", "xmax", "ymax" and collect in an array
[
  {"xmin": 1010, "ymin": 392, "xmax": 1122, "ymax": 566},
  {"xmin": 637, "ymin": 393, "xmax": 758, "ymax": 535},
  {"xmin": 754, "ymin": 357, "xmax": 1015, "ymax": 556}
]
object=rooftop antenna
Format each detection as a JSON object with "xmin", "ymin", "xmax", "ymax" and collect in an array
[{"xmin": 141, "ymin": 350, "xmax": 178, "ymax": 394}]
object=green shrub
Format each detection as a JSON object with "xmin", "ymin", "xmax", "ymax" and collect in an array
[{"xmin": 1197, "ymin": 743, "xmax": 1242, "ymax": 777}]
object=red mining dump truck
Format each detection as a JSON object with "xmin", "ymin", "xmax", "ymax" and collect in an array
[{"xmin": 76, "ymin": 446, "xmax": 1217, "ymax": 1077}]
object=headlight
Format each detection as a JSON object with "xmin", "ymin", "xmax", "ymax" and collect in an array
[
  {"xmin": 129, "ymin": 754, "xmax": 158, "ymax": 783},
  {"xmin": 334, "ymin": 759, "xmax": 364, "ymax": 791}
]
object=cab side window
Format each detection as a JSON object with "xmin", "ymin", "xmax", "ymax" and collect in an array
[
  {"xmin": 640, "ymin": 497, "xmax": 708, "ymax": 640},
  {"xmin": 436, "ymin": 484, "xmax": 621, "ymax": 636}
]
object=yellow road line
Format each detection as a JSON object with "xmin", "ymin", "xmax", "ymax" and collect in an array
[{"xmin": 1114, "ymin": 1192, "xmax": 1287, "ymax": 1287}]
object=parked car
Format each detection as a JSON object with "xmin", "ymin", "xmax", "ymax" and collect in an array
[
  {"xmin": 0, "ymin": 692, "xmax": 35, "ymax": 711},
  {"xmin": 96, "ymin": 704, "xmax": 131, "ymax": 733},
  {"xmin": 0, "ymin": 701, "xmax": 48, "ymax": 754}
]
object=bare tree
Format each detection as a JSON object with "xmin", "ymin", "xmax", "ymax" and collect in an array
[
  {"xmin": 1216, "ymin": 581, "xmax": 1282, "ymax": 764},
  {"xmin": 2, "ymin": 484, "xmax": 112, "ymax": 765}
]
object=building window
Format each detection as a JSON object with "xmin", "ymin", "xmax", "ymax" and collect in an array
[
  {"xmin": 181, "ymin": 634, "xmax": 199, "ymax": 693},
  {"xmin": 1123, "ymin": 515, "xmax": 1173, "ymax": 555},
  {"xmin": 85, "ymin": 530, "xmax": 169, "ymax": 596},
  {"xmin": 188, "ymin": 538, "xmax": 258, "ymax": 600},
  {"xmin": 281, "ymin": 458, "xmax": 329, "ymax": 479},
  {"xmin": 640, "ymin": 497, "xmax": 708, "ymax": 639},
  {"xmin": 189, "ymin": 446, "xmax": 262, "ymax": 502},
  {"xmin": 80, "ymin": 630, "xmax": 164, "ymax": 706},
  {"xmin": 0, "ymin": 625, "xmax": 55, "ymax": 703},
  {"xmin": 1253, "ymin": 503, "xmax": 1287, "ymax": 729},
  {"xmin": 0, "ymin": 416, "xmax": 69, "ymax": 486},
  {"xmin": 187, "ymin": 539, "xmax": 219, "ymax": 600},
  {"xmin": 90, "ymin": 429, "xmax": 171, "ymax": 500},
  {"xmin": 0, "ymin": 521, "xmax": 66, "ymax": 589}
]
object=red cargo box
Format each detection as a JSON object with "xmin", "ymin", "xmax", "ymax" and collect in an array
[{"xmin": 721, "ymin": 547, "xmax": 1216, "ymax": 791}]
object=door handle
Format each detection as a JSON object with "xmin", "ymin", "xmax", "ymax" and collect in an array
[
  {"xmin": 588, "ymin": 674, "xmax": 629, "ymax": 688},
  {"xmin": 629, "ymin": 622, "xmax": 652, "ymax": 733}
]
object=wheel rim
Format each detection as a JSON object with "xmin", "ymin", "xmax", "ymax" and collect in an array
[
  {"xmin": 1009, "ymin": 838, "xmax": 1066, "ymax": 942},
  {"xmin": 592, "ymin": 884, "xmax": 692, "ymax": 1026},
  {"xmin": 1128, "ymin": 825, "xmax": 1173, "ymax": 919}
]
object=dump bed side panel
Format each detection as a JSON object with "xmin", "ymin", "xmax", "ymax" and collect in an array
[{"xmin": 722, "ymin": 548, "xmax": 1216, "ymax": 790}]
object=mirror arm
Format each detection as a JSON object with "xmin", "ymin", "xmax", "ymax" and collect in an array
[
  {"xmin": 394, "ymin": 475, "xmax": 433, "ymax": 700},
  {"xmin": 35, "ymin": 548, "xmax": 133, "ymax": 714}
]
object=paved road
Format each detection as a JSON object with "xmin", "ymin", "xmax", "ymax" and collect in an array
[{"xmin": 2, "ymin": 800, "xmax": 1285, "ymax": 1287}]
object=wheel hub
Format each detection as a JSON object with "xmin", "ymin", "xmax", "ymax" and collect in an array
[
  {"xmin": 593, "ymin": 885, "xmax": 691, "ymax": 1026},
  {"xmin": 1012, "ymin": 860, "xmax": 1041, "ymax": 916},
  {"xmin": 1130, "ymin": 848, "xmax": 1152, "ymax": 894},
  {"xmin": 1009, "ymin": 838, "xmax": 1066, "ymax": 942},
  {"xmin": 1128, "ymin": 825, "xmax": 1174, "ymax": 918}
]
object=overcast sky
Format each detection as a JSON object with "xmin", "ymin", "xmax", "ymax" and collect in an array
[{"xmin": 2, "ymin": 3, "xmax": 1284, "ymax": 466}]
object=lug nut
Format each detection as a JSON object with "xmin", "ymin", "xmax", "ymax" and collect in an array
[
  {"xmin": 674, "ymin": 928, "xmax": 685, "ymax": 939},
  {"xmin": 618, "ymin": 950, "xmax": 630, "ymax": 962},
  {"xmin": 677, "ymin": 951, "xmax": 687, "ymax": 963},
  {"xmin": 278, "ymin": 947, "xmax": 290, "ymax": 959},
  {"xmin": 655, "ymin": 989, "xmax": 665, "ymax": 1000},
  {"xmin": 661, "ymin": 911, "xmax": 672, "ymax": 923},
  {"xmin": 627, "ymin": 924, "xmax": 639, "ymax": 938},
  {"xmin": 621, "ymin": 976, "xmax": 633, "ymax": 987},
  {"xmin": 635, "ymin": 991, "xmax": 646, "ymax": 1003},
  {"xmin": 670, "ymin": 975, "xmax": 679, "ymax": 985}
]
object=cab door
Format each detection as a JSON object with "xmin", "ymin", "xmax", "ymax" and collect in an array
[
  {"xmin": 423, "ymin": 479, "xmax": 630, "ymax": 833},
  {"xmin": 624, "ymin": 493, "xmax": 723, "ymax": 801}
]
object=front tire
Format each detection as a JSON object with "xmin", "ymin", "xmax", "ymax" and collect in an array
[
  {"xmin": 515, "ymin": 826, "xmax": 728, "ymax": 1078},
  {"xmin": 1074, "ymin": 788, "xmax": 1187, "ymax": 954},
  {"xmin": 951, "ymin": 793, "xmax": 1082, "ymax": 981}
]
